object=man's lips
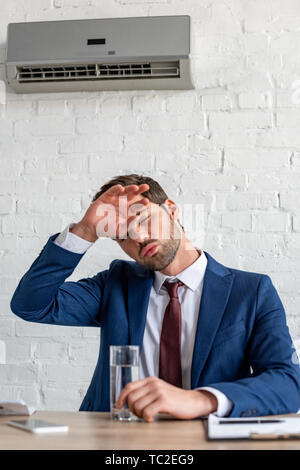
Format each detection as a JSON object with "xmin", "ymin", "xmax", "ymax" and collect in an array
[{"xmin": 141, "ymin": 244, "xmax": 158, "ymax": 258}]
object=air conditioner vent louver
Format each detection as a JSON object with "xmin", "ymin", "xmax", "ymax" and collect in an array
[{"xmin": 16, "ymin": 61, "xmax": 180, "ymax": 83}]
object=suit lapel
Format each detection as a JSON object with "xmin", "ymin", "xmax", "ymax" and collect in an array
[
  {"xmin": 127, "ymin": 263, "xmax": 154, "ymax": 350},
  {"xmin": 191, "ymin": 252, "xmax": 235, "ymax": 389}
]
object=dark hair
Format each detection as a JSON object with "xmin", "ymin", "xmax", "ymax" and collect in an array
[{"xmin": 92, "ymin": 174, "xmax": 168, "ymax": 204}]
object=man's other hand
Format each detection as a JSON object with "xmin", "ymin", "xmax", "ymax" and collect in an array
[{"xmin": 115, "ymin": 376, "xmax": 218, "ymax": 423}]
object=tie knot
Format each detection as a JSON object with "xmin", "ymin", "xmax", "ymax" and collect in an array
[{"xmin": 163, "ymin": 280, "xmax": 183, "ymax": 299}]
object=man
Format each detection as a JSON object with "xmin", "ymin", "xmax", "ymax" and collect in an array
[{"xmin": 10, "ymin": 174, "xmax": 300, "ymax": 422}]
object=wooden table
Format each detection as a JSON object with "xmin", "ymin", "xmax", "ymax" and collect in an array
[{"xmin": 1, "ymin": 411, "xmax": 300, "ymax": 450}]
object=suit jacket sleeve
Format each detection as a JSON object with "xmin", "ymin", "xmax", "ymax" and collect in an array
[
  {"xmin": 10, "ymin": 233, "xmax": 106, "ymax": 327},
  {"xmin": 206, "ymin": 274, "xmax": 300, "ymax": 417}
]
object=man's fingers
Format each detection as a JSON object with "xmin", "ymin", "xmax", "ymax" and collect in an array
[
  {"xmin": 142, "ymin": 400, "xmax": 165, "ymax": 423},
  {"xmin": 123, "ymin": 185, "xmax": 140, "ymax": 194},
  {"xmin": 128, "ymin": 198, "xmax": 150, "ymax": 210},
  {"xmin": 126, "ymin": 383, "xmax": 156, "ymax": 409},
  {"xmin": 136, "ymin": 183, "xmax": 149, "ymax": 194},
  {"xmin": 125, "ymin": 184, "xmax": 149, "ymax": 201},
  {"xmin": 115, "ymin": 377, "xmax": 171, "ymax": 422},
  {"xmin": 94, "ymin": 183, "xmax": 149, "ymax": 209},
  {"xmin": 116, "ymin": 381, "xmax": 146, "ymax": 408},
  {"xmin": 116, "ymin": 377, "xmax": 156, "ymax": 408},
  {"xmin": 104, "ymin": 184, "xmax": 125, "ymax": 197},
  {"xmin": 129, "ymin": 392, "xmax": 158, "ymax": 419}
]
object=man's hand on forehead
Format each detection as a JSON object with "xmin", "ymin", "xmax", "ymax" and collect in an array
[
  {"xmin": 69, "ymin": 183, "xmax": 152, "ymax": 242},
  {"xmin": 97, "ymin": 183, "xmax": 152, "ymax": 241}
]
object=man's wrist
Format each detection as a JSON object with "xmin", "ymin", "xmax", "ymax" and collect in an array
[
  {"xmin": 196, "ymin": 390, "xmax": 218, "ymax": 416},
  {"xmin": 70, "ymin": 223, "xmax": 98, "ymax": 243}
]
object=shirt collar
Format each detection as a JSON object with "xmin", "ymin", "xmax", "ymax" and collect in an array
[{"xmin": 153, "ymin": 248, "xmax": 207, "ymax": 294}]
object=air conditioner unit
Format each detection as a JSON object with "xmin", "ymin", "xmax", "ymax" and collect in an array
[{"xmin": 5, "ymin": 15, "xmax": 193, "ymax": 93}]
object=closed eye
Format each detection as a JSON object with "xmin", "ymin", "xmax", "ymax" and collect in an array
[{"xmin": 114, "ymin": 235, "xmax": 127, "ymax": 243}]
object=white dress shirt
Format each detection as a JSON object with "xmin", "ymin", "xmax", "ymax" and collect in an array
[{"xmin": 54, "ymin": 224, "xmax": 233, "ymax": 417}]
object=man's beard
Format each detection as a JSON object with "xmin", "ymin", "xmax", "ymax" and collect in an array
[
  {"xmin": 139, "ymin": 237, "xmax": 181, "ymax": 271},
  {"xmin": 138, "ymin": 217, "xmax": 182, "ymax": 271}
]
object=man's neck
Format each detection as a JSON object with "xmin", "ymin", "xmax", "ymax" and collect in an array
[{"xmin": 159, "ymin": 236, "xmax": 201, "ymax": 276}]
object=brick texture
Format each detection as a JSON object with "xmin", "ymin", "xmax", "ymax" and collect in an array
[{"xmin": 1, "ymin": 0, "xmax": 300, "ymax": 410}]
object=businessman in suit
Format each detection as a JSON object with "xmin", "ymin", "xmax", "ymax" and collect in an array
[{"xmin": 11, "ymin": 174, "xmax": 300, "ymax": 422}]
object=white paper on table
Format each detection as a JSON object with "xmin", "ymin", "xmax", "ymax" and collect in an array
[
  {"xmin": 0, "ymin": 400, "xmax": 36, "ymax": 416},
  {"xmin": 208, "ymin": 413, "xmax": 300, "ymax": 440}
]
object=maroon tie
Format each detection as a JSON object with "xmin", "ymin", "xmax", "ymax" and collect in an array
[{"xmin": 159, "ymin": 280, "xmax": 184, "ymax": 388}]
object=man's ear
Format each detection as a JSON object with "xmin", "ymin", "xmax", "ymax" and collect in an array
[{"xmin": 162, "ymin": 199, "xmax": 179, "ymax": 221}]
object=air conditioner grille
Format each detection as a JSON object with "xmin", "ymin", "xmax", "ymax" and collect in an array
[{"xmin": 16, "ymin": 61, "xmax": 180, "ymax": 83}]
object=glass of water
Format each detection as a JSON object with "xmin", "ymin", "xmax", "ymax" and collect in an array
[{"xmin": 110, "ymin": 345, "xmax": 140, "ymax": 421}]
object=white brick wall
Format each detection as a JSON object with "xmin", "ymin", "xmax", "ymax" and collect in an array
[{"xmin": 1, "ymin": 0, "xmax": 300, "ymax": 411}]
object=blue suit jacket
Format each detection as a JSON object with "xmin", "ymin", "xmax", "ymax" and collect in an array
[{"xmin": 10, "ymin": 233, "xmax": 300, "ymax": 417}]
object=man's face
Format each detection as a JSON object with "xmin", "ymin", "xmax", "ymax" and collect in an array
[{"xmin": 115, "ymin": 197, "xmax": 182, "ymax": 271}]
